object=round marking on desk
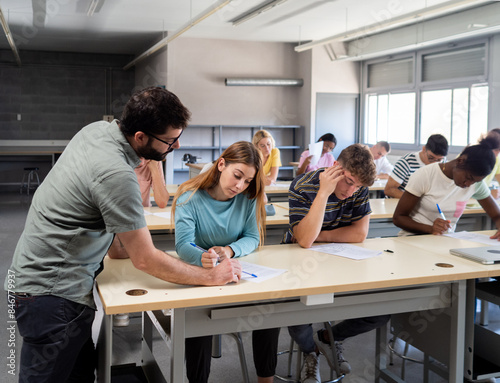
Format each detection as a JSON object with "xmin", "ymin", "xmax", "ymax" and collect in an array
[
  {"xmin": 126, "ymin": 289, "xmax": 148, "ymax": 296},
  {"xmin": 435, "ymin": 263, "xmax": 454, "ymax": 268}
]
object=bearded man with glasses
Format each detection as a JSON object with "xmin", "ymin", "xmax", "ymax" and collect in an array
[{"xmin": 5, "ymin": 87, "xmax": 242, "ymax": 383}]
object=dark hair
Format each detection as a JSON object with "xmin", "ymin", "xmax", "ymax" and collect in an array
[
  {"xmin": 377, "ymin": 141, "xmax": 391, "ymax": 153},
  {"xmin": 425, "ymin": 134, "xmax": 449, "ymax": 156},
  {"xmin": 458, "ymin": 144, "xmax": 496, "ymax": 177},
  {"xmin": 120, "ymin": 87, "xmax": 191, "ymax": 136},
  {"xmin": 337, "ymin": 144, "xmax": 377, "ymax": 186},
  {"xmin": 479, "ymin": 130, "xmax": 500, "ymax": 151},
  {"xmin": 318, "ymin": 133, "xmax": 337, "ymax": 146}
]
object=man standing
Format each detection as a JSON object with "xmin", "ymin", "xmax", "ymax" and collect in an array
[
  {"xmin": 5, "ymin": 87, "xmax": 241, "ymax": 382},
  {"xmin": 369, "ymin": 141, "xmax": 393, "ymax": 179},
  {"xmin": 384, "ymin": 134, "xmax": 448, "ymax": 198}
]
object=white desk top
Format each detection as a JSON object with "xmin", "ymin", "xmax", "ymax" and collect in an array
[{"xmin": 96, "ymin": 234, "xmax": 500, "ymax": 314}]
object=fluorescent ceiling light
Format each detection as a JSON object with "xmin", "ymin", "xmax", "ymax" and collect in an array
[
  {"xmin": 124, "ymin": 0, "xmax": 232, "ymax": 70},
  {"xmin": 225, "ymin": 78, "xmax": 303, "ymax": 86},
  {"xmin": 87, "ymin": 0, "xmax": 104, "ymax": 17},
  {"xmin": 232, "ymin": 0, "xmax": 289, "ymax": 27},
  {"xmin": 295, "ymin": 0, "xmax": 492, "ymax": 53}
]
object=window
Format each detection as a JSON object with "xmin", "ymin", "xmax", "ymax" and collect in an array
[{"xmin": 362, "ymin": 41, "xmax": 489, "ymax": 148}]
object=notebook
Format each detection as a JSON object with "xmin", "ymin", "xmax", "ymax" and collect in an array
[{"xmin": 449, "ymin": 246, "xmax": 500, "ymax": 265}]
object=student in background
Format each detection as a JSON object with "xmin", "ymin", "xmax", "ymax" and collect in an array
[
  {"xmin": 369, "ymin": 141, "xmax": 393, "ymax": 179},
  {"xmin": 384, "ymin": 134, "xmax": 449, "ymax": 198},
  {"xmin": 393, "ymin": 143, "xmax": 500, "ymax": 237},
  {"xmin": 253, "ymin": 129, "xmax": 282, "ymax": 185},
  {"xmin": 479, "ymin": 129, "xmax": 500, "ymax": 199},
  {"xmin": 296, "ymin": 133, "xmax": 337, "ymax": 176},
  {"xmin": 5, "ymin": 87, "xmax": 241, "ymax": 383},
  {"xmin": 135, "ymin": 159, "xmax": 169, "ymax": 208},
  {"xmin": 172, "ymin": 141, "xmax": 276, "ymax": 383}
]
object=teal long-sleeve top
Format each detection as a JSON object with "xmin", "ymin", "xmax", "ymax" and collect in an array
[{"xmin": 175, "ymin": 190, "xmax": 260, "ymax": 266}]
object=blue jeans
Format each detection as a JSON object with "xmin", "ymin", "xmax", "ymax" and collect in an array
[
  {"xmin": 288, "ymin": 315, "xmax": 391, "ymax": 353},
  {"xmin": 14, "ymin": 294, "xmax": 96, "ymax": 383}
]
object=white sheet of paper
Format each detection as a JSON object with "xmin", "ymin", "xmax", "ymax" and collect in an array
[
  {"xmin": 444, "ymin": 231, "xmax": 500, "ymax": 246},
  {"xmin": 308, "ymin": 141, "xmax": 323, "ymax": 167},
  {"xmin": 152, "ymin": 212, "xmax": 171, "ymax": 219},
  {"xmin": 143, "ymin": 210, "xmax": 152, "ymax": 216},
  {"xmin": 309, "ymin": 243, "xmax": 382, "ymax": 260},
  {"xmin": 239, "ymin": 261, "xmax": 287, "ymax": 283}
]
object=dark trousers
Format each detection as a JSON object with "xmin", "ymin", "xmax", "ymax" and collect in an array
[
  {"xmin": 185, "ymin": 328, "xmax": 281, "ymax": 383},
  {"xmin": 14, "ymin": 294, "xmax": 96, "ymax": 383}
]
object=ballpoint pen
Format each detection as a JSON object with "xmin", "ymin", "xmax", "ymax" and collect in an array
[
  {"xmin": 242, "ymin": 270, "xmax": 258, "ymax": 278},
  {"xmin": 436, "ymin": 204, "xmax": 447, "ymax": 221},
  {"xmin": 189, "ymin": 243, "xmax": 219, "ymax": 265}
]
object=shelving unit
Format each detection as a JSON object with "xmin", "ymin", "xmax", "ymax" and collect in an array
[{"xmin": 171, "ymin": 124, "xmax": 303, "ymax": 184}]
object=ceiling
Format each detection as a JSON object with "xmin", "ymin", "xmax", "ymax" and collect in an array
[{"xmin": 0, "ymin": 0, "xmax": 493, "ymax": 58}]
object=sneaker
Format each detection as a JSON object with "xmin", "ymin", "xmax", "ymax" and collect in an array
[
  {"xmin": 313, "ymin": 332, "xmax": 351, "ymax": 375},
  {"xmin": 113, "ymin": 313, "xmax": 130, "ymax": 327},
  {"xmin": 300, "ymin": 352, "xmax": 320, "ymax": 383}
]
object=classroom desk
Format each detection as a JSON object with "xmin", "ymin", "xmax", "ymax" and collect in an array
[
  {"xmin": 0, "ymin": 146, "xmax": 64, "ymax": 166},
  {"xmin": 185, "ymin": 162, "xmax": 205, "ymax": 178},
  {"xmin": 368, "ymin": 198, "xmax": 490, "ymax": 238},
  {"xmin": 96, "ymin": 235, "xmax": 500, "ymax": 383},
  {"xmin": 369, "ymin": 179, "xmax": 388, "ymax": 198},
  {"xmin": 163, "ymin": 182, "xmax": 292, "ymax": 203}
]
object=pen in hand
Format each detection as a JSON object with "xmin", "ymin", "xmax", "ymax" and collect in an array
[
  {"xmin": 189, "ymin": 243, "xmax": 219, "ymax": 265},
  {"xmin": 436, "ymin": 204, "xmax": 447, "ymax": 221}
]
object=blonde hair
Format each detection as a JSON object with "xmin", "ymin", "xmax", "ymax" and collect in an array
[
  {"xmin": 172, "ymin": 141, "xmax": 266, "ymax": 245},
  {"xmin": 252, "ymin": 129, "xmax": 275, "ymax": 149}
]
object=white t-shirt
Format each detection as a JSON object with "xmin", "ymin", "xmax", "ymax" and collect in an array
[
  {"xmin": 374, "ymin": 156, "xmax": 393, "ymax": 175},
  {"xmin": 404, "ymin": 163, "xmax": 490, "ymax": 232}
]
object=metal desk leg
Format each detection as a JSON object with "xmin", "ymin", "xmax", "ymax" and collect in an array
[
  {"xmin": 170, "ymin": 308, "xmax": 187, "ymax": 382},
  {"xmin": 97, "ymin": 314, "xmax": 112, "ymax": 383},
  {"xmin": 448, "ymin": 280, "xmax": 466, "ymax": 382}
]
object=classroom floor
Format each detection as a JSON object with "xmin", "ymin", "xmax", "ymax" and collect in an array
[{"xmin": 1, "ymin": 190, "xmax": 499, "ymax": 383}]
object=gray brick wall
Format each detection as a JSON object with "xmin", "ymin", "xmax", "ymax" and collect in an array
[{"xmin": 0, "ymin": 50, "xmax": 135, "ymax": 140}]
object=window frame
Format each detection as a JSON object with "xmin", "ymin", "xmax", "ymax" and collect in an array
[{"xmin": 360, "ymin": 38, "xmax": 490, "ymax": 154}]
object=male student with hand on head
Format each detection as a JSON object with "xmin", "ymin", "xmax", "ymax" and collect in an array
[{"xmin": 260, "ymin": 144, "xmax": 390, "ymax": 383}]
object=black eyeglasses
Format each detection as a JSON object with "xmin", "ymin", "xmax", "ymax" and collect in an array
[{"xmin": 147, "ymin": 130, "xmax": 183, "ymax": 151}]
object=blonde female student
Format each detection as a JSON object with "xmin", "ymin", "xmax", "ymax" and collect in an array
[
  {"xmin": 172, "ymin": 141, "xmax": 279, "ymax": 383},
  {"xmin": 253, "ymin": 129, "xmax": 282, "ymax": 186}
]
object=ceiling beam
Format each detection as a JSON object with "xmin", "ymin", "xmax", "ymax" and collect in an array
[
  {"xmin": 295, "ymin": 0, "xmax": 494, "ymax": 53},
  {"xmin": 124, "ymin": 0, "xmax": 233, "ymax": 70},
  {"xmin": 0, "ymin": 6, "xmax": 21, "ymax": 66}
]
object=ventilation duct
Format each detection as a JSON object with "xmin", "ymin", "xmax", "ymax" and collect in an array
[{"xmin": 225, "ymin": 78, "xmax": 303, "ymax": 87}]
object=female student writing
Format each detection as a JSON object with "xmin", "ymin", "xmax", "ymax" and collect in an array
[
  {"xmin": 172, "ymin": 141, "xmax": 278, "ymax": 383},
  {"xmin": 296, "ymin": 133, "xmax": 337, "ymax": 175},
  {"xmin": 393, "ymin": 143, "xmax": 500, "ymax": 238},
  {"xmin": 252, "ymin": 129, "xmax": 281, "ymax": 186}
]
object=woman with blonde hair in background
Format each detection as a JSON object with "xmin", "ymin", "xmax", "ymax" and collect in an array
[
  {"xmin": 253, "ymin": 129, "xmax": 282, "ymax": 186},
  {"xmin": 172, "ymin": 141, "xmax": 278, "ymax": 383}
]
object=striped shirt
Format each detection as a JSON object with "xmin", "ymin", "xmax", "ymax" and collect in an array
[
  {"xmin": 282, "ymin": 169, "xmax": 371, "ymax": 243},
  {"xmin": 390, "ymin": 152, "xmax": 425, "ymax": 192}
]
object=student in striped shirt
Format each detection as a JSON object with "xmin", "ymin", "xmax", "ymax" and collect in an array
[
  {"xmin": 384, "ymin": 134, "xmax": 449, "ymax": 198},
  {"xmin": 279, "ymin": 144, "xmax": 389, "ymax": 382}
]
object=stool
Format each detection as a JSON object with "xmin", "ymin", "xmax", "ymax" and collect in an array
[{"xmin": 20, "ymin": 167, "xmax": 41, "ymax": 195}]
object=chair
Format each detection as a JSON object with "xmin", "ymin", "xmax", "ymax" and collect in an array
[
  {"xmin": 275, "ymin": 322, "xmax": 345, "ymax": 383},
  {"xmin": 20, "ymin": 167, "xmax": 40, "ymax": 195},
  {"xmin": 143, "ymin": 310, "xmax": 250, "ymax": 382}
]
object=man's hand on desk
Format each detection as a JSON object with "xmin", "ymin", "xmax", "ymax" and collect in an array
[
  {"xmin": 208, "ymin": 259, "xmax": 242, "ymax": 285},
  {"xmin": 490, "ymin": 230, "xmax": 500, "ymax": 241}
]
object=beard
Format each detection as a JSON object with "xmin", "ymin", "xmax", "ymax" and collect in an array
[{"xmin": 136, "ymin": 140, "xmax": 172, "ymax": 161}]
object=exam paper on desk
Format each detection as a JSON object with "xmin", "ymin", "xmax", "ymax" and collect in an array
[
  {"xmin": 444, "ymin": 231, "xmax": 500, "ymax": 246},
  {"xmin": 239, "ymin": 261, "xmax": 286, "ymax": 283},
  {"xmin": 309, "ymin": 243, "xmax": 382, "ymax": 260}
]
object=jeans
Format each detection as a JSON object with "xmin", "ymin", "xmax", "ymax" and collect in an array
[
  {"xmin": 14, "ymin": 294, "xmax": 96, "ymax": 383},
  {"xmin": 288, "ymin": 315, "xmax": 391, "ymax": 353}
]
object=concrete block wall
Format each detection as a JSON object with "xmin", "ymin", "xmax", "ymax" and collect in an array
[
  {"xmin": 0, "ymin": 50, "xmax": 136, "ymax": 190},
  {"xmin": 0, "ymin": 50, "xmax": 135, "ymax": 140}
]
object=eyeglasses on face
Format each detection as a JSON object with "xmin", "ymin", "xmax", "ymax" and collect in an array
[{"xmin": 147, "ymin": 130, "xmax": 183, "ymax": 151}]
